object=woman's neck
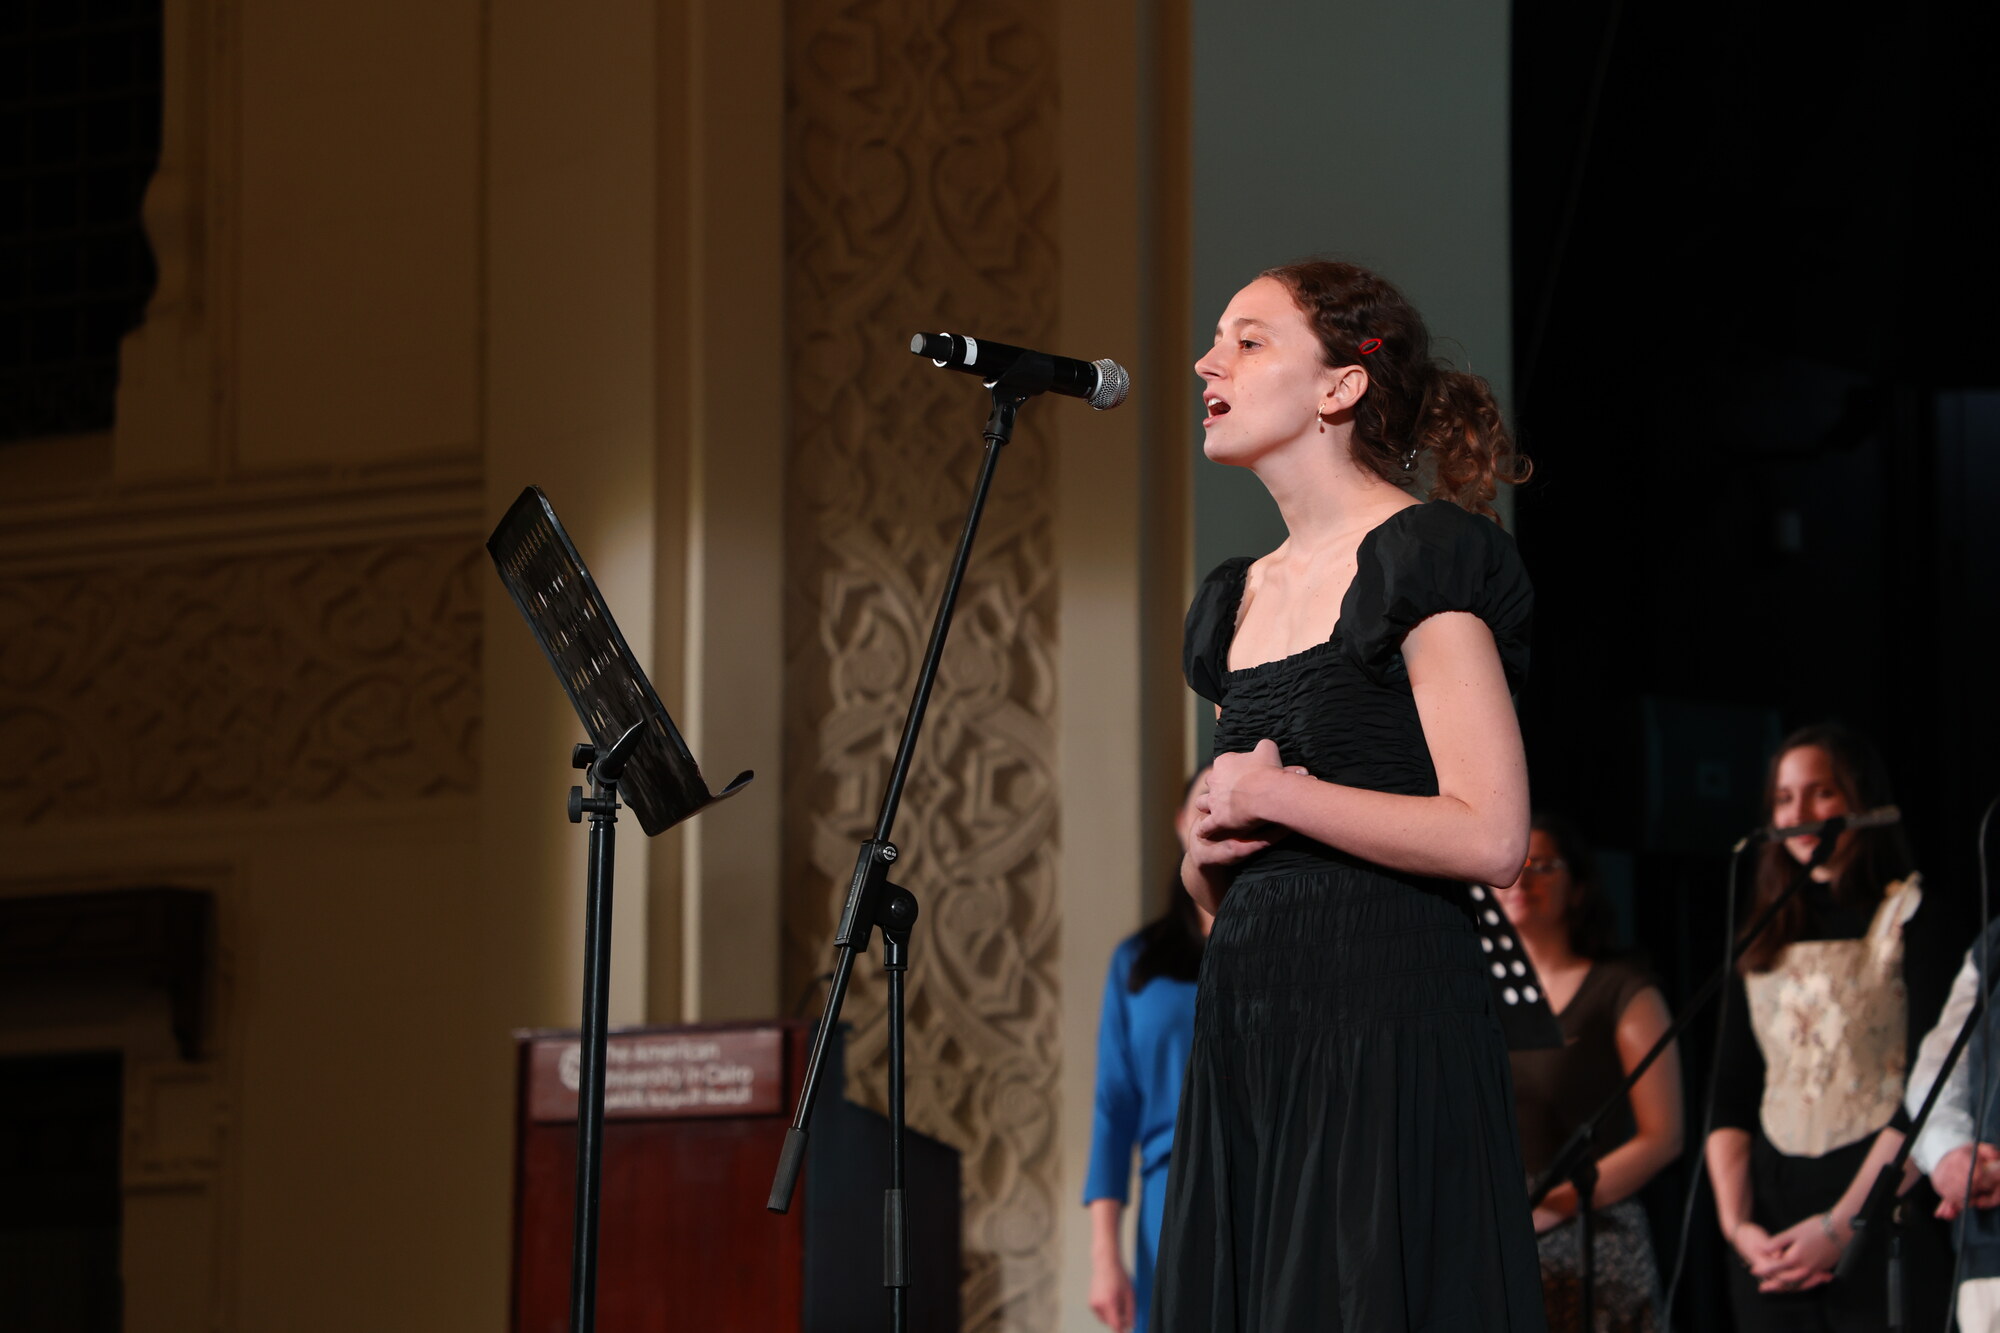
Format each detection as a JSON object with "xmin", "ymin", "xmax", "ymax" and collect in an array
[{"xmin": 1249, "ymin": 425, "xmax": 1414, "ymax": 554}]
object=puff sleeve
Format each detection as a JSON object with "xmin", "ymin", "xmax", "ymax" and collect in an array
[
  {"xmin": 1342, "ymin": 502, "xmax": 1533, "ymax": 692},
  {"xmin": 1182, "ymin": 556, "xmax": 1252, "ymax": 707}
]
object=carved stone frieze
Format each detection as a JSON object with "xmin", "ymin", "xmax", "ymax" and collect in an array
[
  {"xmin": 783, "ymin": 3, "xmax": 1062, "ymax": 1329},
  {"xmin": 0, "ymin": 538, "xmax": 482, "ymax": 824}
]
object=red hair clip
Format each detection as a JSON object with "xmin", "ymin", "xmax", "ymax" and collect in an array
[{"xmin": 1358, "ymin": 338, "xmax": 1383, "ymax": 355}]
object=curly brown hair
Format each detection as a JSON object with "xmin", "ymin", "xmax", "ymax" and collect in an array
[{"xmin": 1261, "ymin": 260, "xmax": 1531, "ymax": 519}]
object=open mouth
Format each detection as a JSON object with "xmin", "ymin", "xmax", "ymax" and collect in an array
[{"xmin": 1203, "ymin": 394, "xmax": 1231, "ymax": 423}]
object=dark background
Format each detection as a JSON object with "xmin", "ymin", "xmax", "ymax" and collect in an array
[{"xmin": 1513, "ymin": 2, "xmax": 1999, "ymax": 1326}]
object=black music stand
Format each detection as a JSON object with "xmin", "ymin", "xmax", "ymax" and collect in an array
[
  {"xmin": 1461, "ymin": 882, "xmax": 1565, "ymax": 1051},
  {"xmin": 488, "ymin": 485, "xmax": 753, "ymax": 1333}
]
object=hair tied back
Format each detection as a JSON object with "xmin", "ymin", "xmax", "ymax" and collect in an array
[{"xmin": 1260, "ymin": 258, "xmax": 1527, "ymax": 518}]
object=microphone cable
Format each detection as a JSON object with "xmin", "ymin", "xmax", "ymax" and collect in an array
[
  {"xmin": 1663, "ymin": 836, "xmax": 1753, "ymax": 1328},
  {"xmin": 1942, "ymin": 793, "xmax": 2000, "ymax": 1333}
]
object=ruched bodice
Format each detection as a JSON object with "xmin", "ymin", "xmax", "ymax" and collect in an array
[
  {"xmin": 1151, "ymin": 500, "xmax": 1548, "ymax": 1333},
  {"xmin": 1217, "ymin": 633, "xmax": 1446, "ymax": 800},
  {"xmin": 1180, "ymin": 500, "xmax": 1532, "ymax": 884},
  {"xmin": 1184, "ymin": 500, "xmax": 1532, "ymax": 796}
]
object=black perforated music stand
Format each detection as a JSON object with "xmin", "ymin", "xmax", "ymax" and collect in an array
[
  {"xmin": 488, "ymin": 484, "xmax": 752, "ymax": 1333},
  {"xmin": 1460, "ymin": 882, "xmax": 1565, "ymax": 1051},
  {"xmin": 489, "ymin": 485, "xmax": 752, "ymax": 837}
]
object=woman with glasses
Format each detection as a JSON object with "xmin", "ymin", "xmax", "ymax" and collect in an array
[{"xmin": 1497, "ymin": 814, "xmax": 1683, "ymax": 1332}]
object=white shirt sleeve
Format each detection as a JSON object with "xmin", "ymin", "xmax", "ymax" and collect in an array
[{"xmin": 1908, "ymin": 946, "xmax": 1983, "ymax": 1176}]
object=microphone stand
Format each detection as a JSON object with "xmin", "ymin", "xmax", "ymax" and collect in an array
[
  {"xmin": 768, "ymin": 369, "xmax": 1046, "ymax": 1333},
  {"xmin": 1528, "ymin": 824, "xmax": 1846, "ymax": 1331}
]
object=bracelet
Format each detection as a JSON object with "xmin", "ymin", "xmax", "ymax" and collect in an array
[{"xmin": 1818, "ymin": 1212, "xmax": 1841, "ymax": 1242}]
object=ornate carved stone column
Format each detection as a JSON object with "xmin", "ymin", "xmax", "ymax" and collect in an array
[{"xmin": 783, "ymin": 4, "xmax": 1065, "ymax": 1328}]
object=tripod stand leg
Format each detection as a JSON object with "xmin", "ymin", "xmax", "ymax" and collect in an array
[
  {"xmin": 1573, "ymin": 1156, "xmax": 1597, "ymax": 1333},
  {"xmin": 1577, "ymin": 1204, "xmax": 1592, "ymax": 1333},
  {"xmin": 1887, "ymin": 1203, "xmax": 1903, "ymax": 1332},
  {"xmin": 884, "ymin": 897, "xmax": 915, "ymax": 1333}
]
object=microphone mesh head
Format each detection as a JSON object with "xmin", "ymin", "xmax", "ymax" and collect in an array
[{"xmin": 1089, "ymin": 358, "xmax": 1130, "ymax": 410}]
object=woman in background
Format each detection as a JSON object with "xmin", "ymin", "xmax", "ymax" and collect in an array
[
  {"xmin": 1085, "ymin": 770, "xmax": 1212, "ymax": 1333},
  {"xmin": 1704, "ymin": 721, "xmax": 1955, "ymax": 1331},
  {"xmin": 1499, "ymin": 813, "xmax": 1682, "ymax": 1332}
]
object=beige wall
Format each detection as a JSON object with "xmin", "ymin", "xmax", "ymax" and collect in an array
[
  {"xmin": 0, "ymin": 0, "xmax": 639, "ymax": 1326},
  {"xmin": 0, "ymin": 808, "xmax": 501, "ymax": 1329},
  {"xmin": 1053, "ymin": 1, "xmax": 1194, "ymax": 1328},
  {"xmin": 0, "ymin": 2, "xmax": 1187, "ymax": 1330},
  {"xmin": 651, "ymin": 0, "xmax": 788, "ymax": 1025},
  {"xmin": 481, "ymin": 0, "xmax": 662, "ymax": 1034}
]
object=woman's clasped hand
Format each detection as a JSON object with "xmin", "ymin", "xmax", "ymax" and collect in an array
[
  {"xmin": 1182, "ymin": 743, "xmax": 1308, "ymax": 913},
  {"xmin": 1731, "ymin": 1217, "xmax": 1843, "ymax": 1294}
]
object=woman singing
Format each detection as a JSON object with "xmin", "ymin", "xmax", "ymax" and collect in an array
[{"xmin": 1152, "ymin": 260, "xmax": 1546, "ymax": 1331}]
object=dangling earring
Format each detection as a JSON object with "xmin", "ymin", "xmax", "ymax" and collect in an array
[
  {"xmin": 1317, "ymin": 412, "xmax": 1327, "ymax": 435},
  {"xmin": 1400, "ymin": 445, "xmax": 1419, "ymax": 472}
]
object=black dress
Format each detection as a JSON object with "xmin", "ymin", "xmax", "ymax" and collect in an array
[{"xmin": 1153, "ymin": 501, "xmax": 1548, "ymax": 1332}]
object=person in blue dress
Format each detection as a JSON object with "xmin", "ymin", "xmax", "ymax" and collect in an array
[{"xmin": 1085, "ymin": 770, "xmax": 1212, "ymax": 1332}]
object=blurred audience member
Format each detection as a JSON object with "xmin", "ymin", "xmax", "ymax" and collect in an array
[
  {"xmin": 1500, "ymin": 813, "xmax": 1682, "ymax": 1332},
  {"xmin": 1908, "ymin": 920, "xmax": 2000, "ymax": 1331},
  {"xmin": 1084, "ymin": 770, "xmax": 1212, "ymax": 1333}
]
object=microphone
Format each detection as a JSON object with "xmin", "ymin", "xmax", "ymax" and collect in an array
[
  {"xmin": 1750, "ymin": 805, "xmax": 1903, "ymax": 844},
  {"xmin": 910, "ymin": 332, "xmax": 1130, "ymax": 410},
  {"xmin": 1769, "ymin": 805, "xmax": 1900, "ymax": 839}
]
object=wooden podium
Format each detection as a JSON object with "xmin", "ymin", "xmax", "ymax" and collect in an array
[{"xmin": 510, "ymin": 1020, "xmax": 962, "ymax": 1332}]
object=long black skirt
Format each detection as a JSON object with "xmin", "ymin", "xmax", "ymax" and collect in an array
[{"xmin": 1152, "ymin": 862, "xmax": 1549, "ymax": 1332}]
